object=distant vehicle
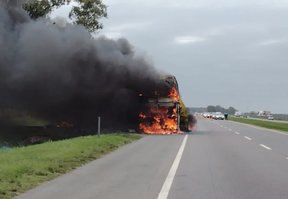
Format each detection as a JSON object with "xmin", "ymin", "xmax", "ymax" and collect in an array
[
  {"xmin": 203, "ymin": 112, "xmax": 212, "ymax": 118},
  {"xmin": 234, "ymin": 112, "xmax": 242, "ymax": 117},
  {"xmin": 267, "ymin": 115, "xmax": 274, "ymax": 120},
  {"xmin": 258, "ymin": 111, "xmax": 272, "ymax": 117},
  {"xmin": 211, "ymin": 112, "xmax": 217, "ymax": 119},
  {"xmin": 203, "ymin": 112, "xmax": 207, "ymax": 118},
  {"xmin": 212, "ymin": 112, "xmax": 225, "ymax": 120}
]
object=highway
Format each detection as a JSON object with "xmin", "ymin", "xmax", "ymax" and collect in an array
[{"xmin": 15, "ymin": 118, "xmax": 288, "ymax": 199}]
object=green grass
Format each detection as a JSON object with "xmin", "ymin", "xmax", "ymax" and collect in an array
[
  {"xmin": 0, "ymin": 134, "xmax": 141, "ymax": 199},
  {"xmin": 229, "ymin": 116, "xmax": 288, "ymax": 133}
]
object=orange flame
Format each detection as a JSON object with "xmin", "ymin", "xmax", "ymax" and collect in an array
[
  {"xmin": 139, "ymin": 86, "xmax": 181, "ymax": 134},
  {"xmin": 168, "ymin": 87, "xmax": 180, "ymax": 102},
  {"xmin": 139, "ymin": 108, "xmax": 178, "ymax": 134},
  {"xmin": 139, "ymin": 107, "xmax": 180, "ymax": 134}
]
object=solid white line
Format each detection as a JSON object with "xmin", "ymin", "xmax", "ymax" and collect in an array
[
  {"xmin": 244, "ymin": 136, "xmax": 252, "ymax": 141},
  {"xmin": 260, "ymin": 144, "xmax": 272, "ymax": 150},
  {"xmin": 157, "ymin": 135, "xmax": 188, "ymax": 199},
  {"xmin": 235, "ymin": 132, "xmax": 240, "ymax": 135},
  {"xmin": 286, "ymin": 157, "xmax": 288, "ymax": 160}
]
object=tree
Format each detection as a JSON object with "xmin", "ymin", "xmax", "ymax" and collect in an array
[
  {"xmin": 179, "ymin": 98, "xmax": 191, "ymax": 132},
  {"xmin": 206, "ymin": 105, "xmax": 237, "ymax": 114},
  {"xmin": 207, "ymin": 105, "xmax": 216, "ymax": 112},
  {"xmin": 227, "ymin": 106, "xmax": 237, "ymax": 114},
  {"xmin": 179, "ymin": 98, "xmax": 189, "ymax": 126},
  {"xmin": 23, "ymin": 0, "xmax": 107, "ymax": 32}
]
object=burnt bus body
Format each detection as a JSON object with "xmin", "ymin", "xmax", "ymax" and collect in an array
[
  {"xmin": 138, "ymin": 75, "xmax": 182, "ymax": 134},
  {"xmin": 138, "ymin": 75, "xmax": 195, "ymax": 134}
]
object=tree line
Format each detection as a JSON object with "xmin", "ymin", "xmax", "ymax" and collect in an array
[
  {"xmin": 19, "ymin": 0, "xmax": 107, "ymax": 32},
  {"xmin": 188, "ymin": 105, "xmax": 237, "ymax": 115},
  {"xmin": 206, "ymin": 105, "xmax": 237, "ymax": 114}
]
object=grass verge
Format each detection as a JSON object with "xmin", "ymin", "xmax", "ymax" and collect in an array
[
  {"xmin": 229, "ymin": 116, "xmax": 288, "ymax": 133},
  {"xmin": 0, "ymin": 134, "xmax": 141, "ymax": 199}
]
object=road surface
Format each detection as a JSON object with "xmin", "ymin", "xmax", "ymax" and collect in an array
[{"xmin": 15, "ymin": 118, "xmax": 288, "ymax": 199}]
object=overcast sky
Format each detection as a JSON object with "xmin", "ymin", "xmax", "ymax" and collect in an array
[{"xmin": 54, "ymin": 0, "xmax": 288, "ymax": 113}]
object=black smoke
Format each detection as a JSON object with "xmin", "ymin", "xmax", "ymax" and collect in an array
[{"xmin": 0, "ymin": 1, "xmax": 163, "ymax": 130}]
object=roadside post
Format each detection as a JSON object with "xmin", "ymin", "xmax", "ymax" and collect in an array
[{"xmin": 98, "ymin": 116, "xmax": 101, "ymax": 137}]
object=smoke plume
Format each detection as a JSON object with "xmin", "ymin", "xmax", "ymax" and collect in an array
[{"xmin": 0, "ymin": 0, "xmax": 162, "ymax": 130}]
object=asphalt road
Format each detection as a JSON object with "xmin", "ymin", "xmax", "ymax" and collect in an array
[{"xmin": 15, "ymin": 118, "xmax": 288, "ymax": 199}]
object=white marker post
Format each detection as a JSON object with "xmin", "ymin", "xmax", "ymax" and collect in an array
[{"xmin": 98, "ymin": 116, "xmax": 101, "ymax": 137}]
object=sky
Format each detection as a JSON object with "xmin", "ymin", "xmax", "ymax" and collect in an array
[{"xmin": 53, "ymin": 0, "xmax": 288, "ymax": 113}]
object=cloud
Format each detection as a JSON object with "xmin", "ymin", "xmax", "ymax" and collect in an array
[
  {"xmin": 50, "ymin": 2, "xmax": 78, "ymax": 18},
  {"xmin": 101, "ymin": 0, "xmax": 288, "ymax": 112},
  {"xmin": 167, "ymin": 0, "xmax": 288, "ymax": 8},
  {"xmin": 106, "ymin": 22, "xmax": 153, "ymax": 32},
  {"xmin": 258, "ymin": 38, "xmax": 287, "ymax": 46},
  {"xmin": 101, "ymin": 32, "xmax": 123, "ymax": 39},
  {"xmin": 105, "ymin": 0, "xmax": 288, "ymax": 8},
  {"xmin": 174, "ymin": 36, "xmax": 206, "ymax": 44},
  {"xmin": 205, "ymin": 28, "xmax": 225, "ymax": 36},
  {"xmin": 100, "ymin": 22, "xmax": 153, "ymax": 39}
]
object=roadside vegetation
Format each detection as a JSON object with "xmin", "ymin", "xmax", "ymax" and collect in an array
[
  {"xmin": 23, "ymin": 0, "xmax": 108, "ymax": 32},
  {"xmin": 229, "ymin": 116, "xmax": 288, "ymax": 133},
  {"xmin": 0, "ymin": 134, "xmax": 141, "ymax": 199}
]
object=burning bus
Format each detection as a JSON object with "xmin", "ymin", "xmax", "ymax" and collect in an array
[{"xmin": 138, "ymin": 75, "xmax": 194, "ymax": 134}]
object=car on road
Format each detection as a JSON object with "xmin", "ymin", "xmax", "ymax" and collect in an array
[
  {"xmin": 203, "ymin": 112, "xmax": 212, "ymax": 119},
  {"xmin": 212, "ymin": 112, "xmax": 225, "ymax": 120}
]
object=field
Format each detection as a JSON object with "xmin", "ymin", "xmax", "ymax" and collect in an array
[
  {"xmin": 229, "ymin": 116, "xmax": 288, "ymax": 133},
  {"xmin": 0, "ymin": 134, "xmax": 141, "ymax": 199}
]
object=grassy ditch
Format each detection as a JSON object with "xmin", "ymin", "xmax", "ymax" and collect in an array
[
  {"xmin": 0, "ymin": 134, "xmax": 141, "ymax": 199},
  {"xmin": 229, "ymin": 116, "xmax": 288, "ymax": 133}
]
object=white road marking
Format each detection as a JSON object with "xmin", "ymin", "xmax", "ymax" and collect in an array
[
  {"xmin": 244, "ymin": 136, "xmax": 252, "ymax": 141},
  {"xmin": 260, "ymin": 144, "xmax": 272, "ymax": 150},
  {"xmin": 228, "ymin": 129, "xmax": 232, "ymax": 131},
  {"xmin": 286, "ymin": 157, "xmax": 288, "ymax": 160},
  {"xmin": 157, "ymin": 134, "xmax": 188, "ymax": 199},
  {"xmin": 235, "ymin": 132, "xmax": 240, "ymax": 135}
]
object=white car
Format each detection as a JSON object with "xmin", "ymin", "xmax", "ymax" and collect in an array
[
  {"xmin": 203, "ymin": 112, "xmax": 212, "ymax": 118},
  {"xmin": 213, "ymin": 112, "xmax": 225, "ymax": 120}
]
